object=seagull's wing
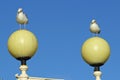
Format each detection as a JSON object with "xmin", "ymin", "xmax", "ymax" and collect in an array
[
  {"xmin": 90, "ymin": 23, "xmax": 100, "ymax": 33},
  {"xmin": 23, "ymin": 13, "xmax": 28, "ymax": 24}
]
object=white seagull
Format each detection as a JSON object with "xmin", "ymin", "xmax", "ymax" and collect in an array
[
  {"xmin": 16, "ymin": 8, "xmax": 28, "ymax": 29},
  {"xmin": 90, "ymin": 19, "xmax": 101, "ymax": 35}
]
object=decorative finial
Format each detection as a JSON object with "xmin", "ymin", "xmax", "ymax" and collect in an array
[
  {"xmin": 93, "ymin": 71, "xmax": 102, "ymax": 80},
  {"xmin": 16, "ymin": 8, "xmax": 28, "ymax": 29},
  {"xmin": 90, "ymin": 19, "xmax": 101, "ymax": 35},
  {"xmin": 15, "ymin": 65, "xmax": 29, "ymax": 80}
]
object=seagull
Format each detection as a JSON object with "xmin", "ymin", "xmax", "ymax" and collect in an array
[
  {"xmin": 90, "ymin": 19, "xmax": 101, "ymax": 36},
  {"xmin": 16, "ymin": 8, "xmax": 28, "ymax": 29}
]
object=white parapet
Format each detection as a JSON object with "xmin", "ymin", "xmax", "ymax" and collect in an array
[
  {"xmin": 29, "ymin": 77, "xmax": 64, "ymax": 80},
  {"xmin": 15, "ymin": 65, "xmax": 64, "ymax": 80}
]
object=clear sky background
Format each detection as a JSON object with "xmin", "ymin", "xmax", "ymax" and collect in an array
[{"xmin": 0, "ymin": 0, "xmax": 119, "ymax": 80}]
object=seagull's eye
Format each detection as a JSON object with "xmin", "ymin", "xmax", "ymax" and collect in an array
[
  {"xmin": 18, "ymin": 10, "xmax": 22, "ymax": 13},
  {"xmin": 18, "ymin": 11, "xmax": 20, "ymax": 13}
]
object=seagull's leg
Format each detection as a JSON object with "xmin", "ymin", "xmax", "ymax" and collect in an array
[
  {"xmin": 92, "ymin": 33, "xmax": 95, "ymax": 37},
  {"xmin": 95, "ymin": 33, "xmax": 96, "ymax": 36},
  {"xmin": 24, "ymin": 24, "xmax": 26, "ymax": 29},
  {"xmin": 95, "ymin": 33, "xmax": 98, "ymax": 37},
  {"xmin": 19, "ymin": 24, "xmax": 22, "ymax": 30}
]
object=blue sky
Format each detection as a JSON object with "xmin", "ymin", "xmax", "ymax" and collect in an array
[{"xmin": 0, "ymin": 0, "xmax": 120, "ymax": 80}]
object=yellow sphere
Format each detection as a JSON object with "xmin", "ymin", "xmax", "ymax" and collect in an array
[
  {"xmin": 8, "ymin": 30, "xmax": 38, "ymax": 59},
  {"xmin": 81, "ymin": 37, "xmax": 110, "ymax": 66}
]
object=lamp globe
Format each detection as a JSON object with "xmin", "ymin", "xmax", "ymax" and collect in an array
[
  {"xmin": 8, "ymin": 30, "xmax": 38, "ymax": 65},
  {"xmin": 81, "ymin": 37, "xmax": 110, "ymax": 68}
]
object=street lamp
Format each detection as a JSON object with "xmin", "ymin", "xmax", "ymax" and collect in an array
[
  {"xmin": 8, "ymin": 29, "xmax": 38, "ymax": 80},
  {"xmin": 7, "ymin": 29, "xmax": 63, "ymax": 80},
  {"xmin": 81, "ymin": 20, "xmax": 110, "ymax": 80},
  {"xmin": 7, "ymin": 8, "xmax": 64, "ymax": 80}
]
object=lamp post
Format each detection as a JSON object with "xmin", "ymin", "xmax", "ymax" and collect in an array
[
  {"xmin": 81, "ymin": 20, "xmax": 110, "ymax": 80},
  {"xmin": 7, "ymin": 29, "xmax": 63, "ymax": 80},
  {"xmin": 7, "ymin": 8, "xmax": 64, "ymax": 80},
  {"xmin": 8, "ymin": 29, "xmax": 38, "ymax": 80}
]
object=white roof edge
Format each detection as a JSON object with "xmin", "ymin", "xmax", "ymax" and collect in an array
[{"xmin": 29, "ymin": 77, "xmax": 64, "ymax": 80}]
